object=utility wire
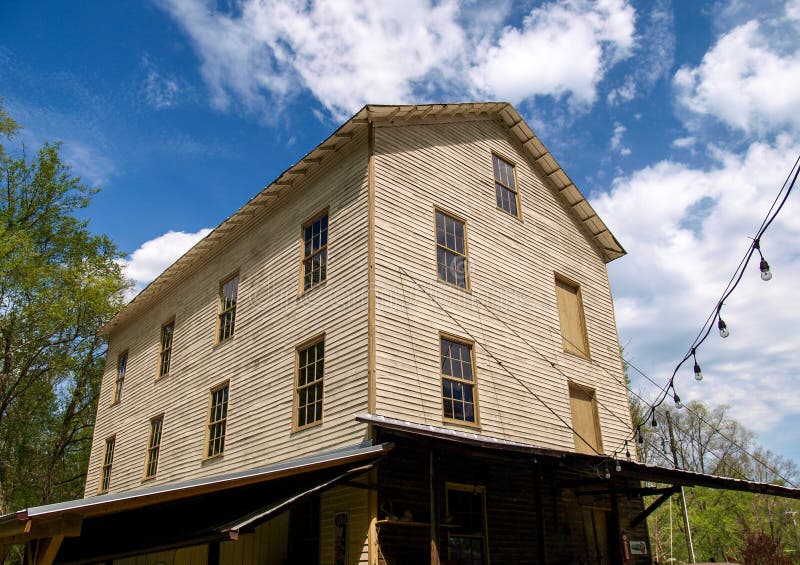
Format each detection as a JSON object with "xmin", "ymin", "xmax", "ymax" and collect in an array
[
  {"xmin": 630, "ymin": 155, "xmax": 800, "ymax": 448},
  {"xmin": 625, "ymin": 357, "xmax": 797, "ymax": 487},
  {"xmin": 398, "ymin": 266, "xmax": 603, "ymax": 456}
]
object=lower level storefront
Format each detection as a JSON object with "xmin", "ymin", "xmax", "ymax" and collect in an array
[{"xmin": 4, "ymin": 416, "xmax": 798, "ymax": 564}]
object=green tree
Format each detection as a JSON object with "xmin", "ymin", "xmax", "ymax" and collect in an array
[
  {"xmin": 628, "ymin": 392, "xmax": 800, "ymax": 563},
  {"xmin": 0, "ymin": 101, "xmax": 128, "ymax": 516}
]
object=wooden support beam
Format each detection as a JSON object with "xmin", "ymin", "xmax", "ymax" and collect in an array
[
  {"xmin": 630, "ymin": 486, "xmax": 680, "ymax": 528},
  {"xmin": 6, "ymin": 514, "xmax": 82, "ymax": 546},
  {"xmin": 33, "ymin": 535, "xmax": 64, "ymax": 565}
]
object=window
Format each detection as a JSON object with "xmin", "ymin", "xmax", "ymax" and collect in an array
[
  {"xmin": 492, "ymin": 153, "xmax": 519, "ymax": 217},
  {"xmin": 446, "ymin": 484, "xmax": 488, "ymax": 565},
  {"xmin": 159, "ymin": 321, "xmax": 174, "ymax": 377},
  {"xmin": 295, "ymin": 338, "xmax": 324, "ymax": 429},
  {"xmin": 302, "ymin": 212, "xmax": 328, "ymax": 291},
  {"xmin": 555, "ymin": 276, "xmax": 590, "ymax": 358},
  {"xmin": 113, "ymin": 351, "xmax": 128, "ymax": 404},
  {"xmin": 207, "ymin": 383, "xmax": 229, "ymax": 458},
  {"xmin": 435, "ymin": 210, "xmax": 469, "ymax": 289},
  {"xmin": 144, "ymin": 415, "xmax": 163, "ymax": 479},
  {"xmin": 569, "ymin": 384, "xmax": 602, "ymax": 455},
  {"xmin": 440, "ymin": 336, "xmax": 478, "ymax": 424},
  {"xmin": 218, "ymin": 274, "xmax": 239, "ymax": 342},
  {"xmin": 100, "ymin": 436, "xmax": 115, "ymax": 493}
]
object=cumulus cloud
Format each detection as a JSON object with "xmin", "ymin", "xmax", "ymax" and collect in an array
[
  {"xmin": 671, "ymin": 136, "xmax": 696, "ymax": 149},
  {"xmin": 595, "ymin": 135, "xmax": 800, "ymax": 436},
  {"xmin": 158, "ymin": 0, "xmax": 636, "ymax": 119},
  {"xmin": 674, "ymin": 19, "xmax": 800, "ymax": 134},
  {"xmin": 469, "ymin": 0, "xmax": 635, "ymax": 107},
  {"xmin": 122, "ymin": 229, "xmax": 212, "ymax": 296},
  {"xmin": 609, "ymin": 122, "xmax": 631, "ymax": 155}
]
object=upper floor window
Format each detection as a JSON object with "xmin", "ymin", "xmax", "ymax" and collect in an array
[
  {"xmin": 554, "ymin": 276, "xmax": 590, "ymax": 358},
  {"xmin": 113, "ymin": 351, "xmax": 128, "ymax": 404},
  {"xmin": 295, "ymin": 337, "xmax": 324, "ymax": 429},
  {"xmin": 144, "ymin": 415, "xmax": 163, "ymax": 479},
  {"xmin": 218, "ymin": 274, "xmax": 239, "ymax": 342},
  {"xmin": 206, "ymin": 382, "xmax": 229, "ymax": 458},
  {"xmin": 440, "ymin": 336, "xmax": 478, "ymax": 424},
  {"xmin": 435, "ymin": 210, "xmax": 469, "ymax": 289},
  {"xmin": 302, "ymin": 212, "xmax": 328, "ymax": 291},
  {"xmin": 492, "ymin": 153, "xmax": 519, "ymax": 217},
  {"xmin": 100, "ymin": 435, "xmax": 115, "ymax": 493},
  {"xmin": 159, "ymin": 321, "xmax": 174, "ymax": 377}
]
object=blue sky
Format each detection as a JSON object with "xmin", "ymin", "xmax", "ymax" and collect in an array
[{"xmin": 2, "ymin": 0, "xmax": 800, "ymax": 467}]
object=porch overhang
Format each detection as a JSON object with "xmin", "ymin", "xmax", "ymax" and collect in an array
[
  {"xmin": 358, "ymin": 414, "xmax": 800, "ymax": 500},
  {"xmin": 0, "ymin": 441, "xmax": 392, "ymax": 564}
]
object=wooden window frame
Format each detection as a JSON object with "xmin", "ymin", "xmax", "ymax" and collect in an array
[
  {"xmin": 299, "ymin": 208, "xmax": 330, "ymax": 294},
  {"xmin": 99, "ymin": 435, "xmax": 115, "ymax": 494},
  {"xmin": 445, "ymin": 482, "xmax": 490, "ymax": 565},
  {"xmin": 112, "ymin": 351, "xmax": 128, "ymax": 405},
  {"xmin": 293, "ymin": 333, "xmax": 326, "ymax": 432},
  {"xmin": 568, "ymin": 382, "xmax": 604, "ymax": 454},
  {"xmin": 434, "ymin": 208, "xmax": 471, "ymax": 291},
  {"xmin": 439, "ymin": 333, "xmax": 480, "ymax": 428},
  {"xmin": 216, "ymin": 272, "xmax": 239, "ymax": 344},
  {"xmin": 205, "ymin": 381, "xmax": 230, "ymax": 460},
  {"xmin": 554, "ymin": 274, "xmax": 591, "ymax": 359},
  {"xmin": 158, "ymin": 319, "xmax": 175, "ymax": 379},
  {"xmin": 143, "ymin": 414, "xmax": 164, "ymax": 480},
  {"xmin": 491, "ymin": 151, "xmax": 522, "ymax": 219}
]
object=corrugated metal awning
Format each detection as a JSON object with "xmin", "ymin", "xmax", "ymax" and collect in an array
[
  {"xmin": 359, "ymin": 414, "xmax": 800, "ymax": 500},
  {"xmin": 0, "ymin": 442, "xmax": 391, "ymax": 563}
]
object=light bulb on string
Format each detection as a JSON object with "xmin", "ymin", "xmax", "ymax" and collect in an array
[
  {"xmin": 651, "ymin": 414, "xmax": 658, "ymax": 428},
  {"xmin": 615, "ymin": 461, "xmax": 622, "ymax": 472},
  {"xmin": 637, "ymin": 429, "xmax": 644, "ymax": 445},
  {"xmin": 760, "ymin": 258, "xmax": 772, "ymax": 281},
  {"xmin": 673, "ymin": 392, "xmax": 683, "ymax": 409},
  {"xmin": 754, "ymin": 238, "xmax": 773, "ymax": 281},
  {"xmin": 604, "ymin": 466, "xmax": 611, "ymax": 480},
  {"xmin": 692, "ymin": 348, "xmax": 703, "ymax": 381},
  {"xmin": 625, "ymin": 443, "xmax": 632, "ymax": 461},
  {"xmin": 717, "ymin": 317, "xmax": 729, "ymax": 338}
]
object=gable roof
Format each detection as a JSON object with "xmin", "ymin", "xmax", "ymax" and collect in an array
[{"xmin": 102, "ymin": 102, "xmax": 624, "ymax": 334}]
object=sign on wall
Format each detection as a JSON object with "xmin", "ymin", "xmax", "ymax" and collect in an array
[{"xmin": 334, "ymin": 512, "xmax": 349, "ymax": 565}]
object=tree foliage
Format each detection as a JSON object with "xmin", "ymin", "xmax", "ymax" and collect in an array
[
  {"xmin": 0, "ymin": 101, "xmax": 128, "ymax": 515},
  {"xmin": 631, "ymin": 391, "xmax": 800, "ymax": 564}
]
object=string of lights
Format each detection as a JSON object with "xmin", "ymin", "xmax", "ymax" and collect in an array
[
  {"xmin": 625, "ymin": 154, "xmax": 800, "ymax": 456},
  {"xmin": 624, "ymin": 357, "xmax": 797, "ymax": 487}
]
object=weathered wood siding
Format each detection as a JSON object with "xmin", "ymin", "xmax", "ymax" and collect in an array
[
  {"xmin": 373, "ymin": 118, "xmax": 631, "ymax": 455},
  {"xmin": 319, "ymin": 484, "xmax": 370, "ymax": 565},
  {"xmin": 86, "ymin": 132, "xmax": 371, "ymax": 495}
]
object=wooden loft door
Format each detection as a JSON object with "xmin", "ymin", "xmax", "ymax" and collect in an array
[{"xmin": 569, "ymin": 384, "xmax": 602, "ymax": 455}]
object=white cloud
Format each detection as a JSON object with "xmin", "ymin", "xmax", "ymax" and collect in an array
[
  {"xmin": 158, "ymin": 0, "xmax": 636, "ymax": 119},
  {"xmin": 606, "ymin": 0, "xmax": 674, "ymax": 106},
  {"xmin": 122, "ymin": 229, "xmax": 212, "ymax": 296},
  {"xmin": 610, "ymin": 122, "xmax": 631, "ymax": 155},
  {"xmin": 60, "ymin": 140, "xmax": 116, "ymax": 186},
  {"xmin": 595, "ymin": 135, "xmax": 800, "ymax": 437},
  {"xmin": 674, "ymin": 19, "xmax": 800, "ymax": 134},
  {"xmin": 671, "ymin": 136, "xmax": 696, "ymax": 149},
  {"xmin": 469, "ymin": 0, "xmax": 635, "ymax": 107}
]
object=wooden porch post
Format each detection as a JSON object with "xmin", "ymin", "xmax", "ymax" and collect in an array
[{"xmin": 430, "ymin": 448, "xmax": 440, "ymax": 565}]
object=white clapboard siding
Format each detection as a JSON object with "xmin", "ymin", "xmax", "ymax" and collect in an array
[
  {"xmin": 86, "ymin": 131, "xmax": 371, "ymax": 495},
  {"xmin": 373, "ymin": 118, "xmax": 632, "ymax": 455}
]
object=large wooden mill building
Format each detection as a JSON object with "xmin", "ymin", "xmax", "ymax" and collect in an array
[{"xmin": 2, "ymin": 102, "xmax": 797, "ymax": 565}]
